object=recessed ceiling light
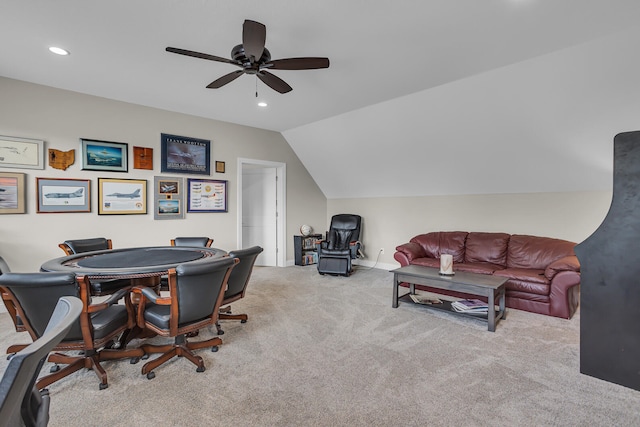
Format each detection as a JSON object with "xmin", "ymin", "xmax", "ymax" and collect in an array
[
  {"xmin": 258, "ymin": 102, "xmax": 268, "ymax": 107},
  {"xmin": 48, "ymin": 46, "xmax": 69, "ymax": 56}
]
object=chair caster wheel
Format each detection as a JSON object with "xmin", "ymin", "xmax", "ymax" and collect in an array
[
  {"xmin": 217, "ymin": 329, "xmax": 225, "ymax": 335},
  {"xmin": 146, "ymin": 371, "xmax": 155, "ymax": 380},
  {"xmin": 240, "ymin": 319, "xmax": 247, "ymax": 324},
  {"xmin": 50, "ymin": 365, "xmax": 60, "ymax": 373},
  {"xmin": 130, "ymin": 357, "xmax": 140, "ymax": 364},
  {"xmin": 211, "ymin": 346, "xmax": 219, "ymax": 352},
  {"xmin": 196, "ymin": 366, "xmax": 205, "ymax": 372},
  {"xmin": 141, "ymin": 354, "xmax": 150, "ymax": 360},
  {"xmin": 99, "ymin": 382, "xmax": 108, "ymax": 390}
]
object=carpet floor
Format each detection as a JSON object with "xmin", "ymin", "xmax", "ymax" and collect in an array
[{"xmin": 1, "ymin": 265, "xmax": 639, "ymax": 426}]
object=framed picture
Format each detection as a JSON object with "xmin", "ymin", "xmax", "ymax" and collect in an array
[
  {"xmin": 36, "ymin": 178, "xmax": 90, "ymax": 213},
  {"xmin": 133, "ymin": 146, "xmax": 153, "ymax": 170},
  {"xmin": 187, "ymin": 178, "xmax": 227, "ymax": 212},
  {"xmin": 80, "ymin": 138, "xmax": 128, "ymax": 172},
  {"xmin": 0, "ymin": 135, "xmax": 45, "ymax": 169},
  {"xmin": 0, "ymin": 172, "xmax": 26, "ymax": 214},
  {"xmin": 98, "ymin": 178, "xmax": 147, "ymax": 215},
  {"xmin": 153, "ymin": 176, "xmax": 184, "ymax": 220},
  {"xmin": 215, "ymin": 161, "xmax": 225, "ymax": 173},
  {"xmin": 161, "ymin": 133, "xmax": 210, "ymax": 175}
]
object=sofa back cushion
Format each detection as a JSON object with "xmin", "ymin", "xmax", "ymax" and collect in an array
[
  {"xmin": 507, "ymin": 234, "xmax": 576, "ymax": 270},
  {"xmin": 410, "ymin": 231, "xmax": 467, "ymax": 262},
  {"xmin": 465, "ymin": 232, "xmax": 510, "ymax": 266}
]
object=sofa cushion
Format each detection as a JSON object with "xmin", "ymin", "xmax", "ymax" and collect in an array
[
  {"xmin": 506, "ymin": 235, "xmax": 576, "ymax": 270},
  {"xmin": 464, "ymin": 232, "xmax": 510, "ymax": 266},
  {"xmin": 410, "ymin": 257, "xmax": 440, "ymax": 268},
  {"xmin": 493, "ymin": 267, "xmax": 550, "ymax": 295},
  {"xmin": 455, "ymin": 262, "xmax": 504, "ymax": 275},
  {"xmin": 438, "ymin": 232, "xmax": 468, "ymax": 262},
  {"xmin": 410, "ymin": 233, "xmax": 440, "ymax": 258}
]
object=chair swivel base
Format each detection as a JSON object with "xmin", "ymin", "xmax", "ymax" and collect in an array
[{"xmin": 139, "ymin": 334, "xmax": 222, "ymax": 379}]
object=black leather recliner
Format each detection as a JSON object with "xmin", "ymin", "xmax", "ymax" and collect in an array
[{"xmin": 316, "ymin": 214, "xmax": 362, "ymax": 276}]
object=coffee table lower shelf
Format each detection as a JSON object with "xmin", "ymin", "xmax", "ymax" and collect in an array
[{"xmin": 397, "ymin": 293, "xmax": 503, "ymax": 325}]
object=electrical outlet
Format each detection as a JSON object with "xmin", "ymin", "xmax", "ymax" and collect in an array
[{"xmin": 380, "ymin": 247, "xmax": 384, "ymax": 254}]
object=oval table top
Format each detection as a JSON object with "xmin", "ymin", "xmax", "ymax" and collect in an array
[{"xmin": 41, "ymin": 246, "xmax": 227, "ymax": 278}]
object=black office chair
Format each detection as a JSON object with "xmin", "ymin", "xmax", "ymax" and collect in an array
[
  {"xmin": 170, "ymin": 237, "xmax": 213, "ymax": 247},
  {"xmin": 0, "ymin": 272, "xmax": 140, "ymax": 390},
  {"xmin": 58, "ymin": 238, "xmax": 129, "ymax": 296},
  {"xmin": 316, "ymin": 214, "xmax": 362, "ymax": 276},
  {"xmin": 133, "ymin": 257, "xmax": 238, "ymax": 379},
  {"xmin": 216, "ymin": 246, "xmax": 263, "ymax": 335},
  {"xmin": 58, "ymin": 237, "xmax": 113, "ymax": 256},
  {"xmin": 0, "ymin": 296, "xmax": 82, "ymax": 427}
]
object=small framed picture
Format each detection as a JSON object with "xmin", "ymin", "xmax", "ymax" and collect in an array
[
  {"xmin": 98, "ymin": 178, "xmax": 147, "ymax": 215},
  {"xmin": 36, "ymin": 178, "xmax": 90, "ymax": 213},
  {"xmin": 0, "ymin": 172, "xmax": 26, "ymax": 214},
  {"xmin": 154, "ymin": 176, "xmax": 184, "ymax": 220},
  {"xmin": 0, "ymin": 135, "xmax": 45, "ymax": 169},
  {"xmin": 215, "ymin": 161, "xmax": 225, "ymax": 173},
  {"xmin": 80, "ymin": 138, "xmax": 128, "ymax": 172},
  {"xmin": 161, "ymin": 133, "xmax": 211, "ymax": 175},
  {"xmin": 187, "ymin": 178, "xmax": 227, "ymax": 212}
]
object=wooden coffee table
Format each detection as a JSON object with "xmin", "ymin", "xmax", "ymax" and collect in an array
[{"xmin": 391, "ymin": 265, "xmax": 508, "ymax": 332}]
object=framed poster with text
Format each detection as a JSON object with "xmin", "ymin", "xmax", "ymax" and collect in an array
[
  {"xmin": 161, "ymin": 133, "xmax": 210, "ymax": 175},
  {"xmin": 187, "ymin": 178, "xmax": 227, "ymax": 212}
]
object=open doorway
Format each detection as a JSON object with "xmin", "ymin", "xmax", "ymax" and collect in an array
[{"xmin": 237, "ymin": 158, "xmax": 286, "ymax": 267}]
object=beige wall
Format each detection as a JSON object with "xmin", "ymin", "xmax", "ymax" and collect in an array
[
  {"xmin": 0, "ymin": 77, "xmax": 326, "ymax": 272},
  {"xmin": 328, "ymin": 190, "xmax": 612, "ymax": 269}
]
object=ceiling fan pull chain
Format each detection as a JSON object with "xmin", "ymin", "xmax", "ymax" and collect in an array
[{"xmin": 255, "ymin": 75, "xmax": 259, "ymax": 97}]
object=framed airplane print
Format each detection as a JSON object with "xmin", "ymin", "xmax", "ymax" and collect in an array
[
  {"xmin": 153, "ymin": 176, "xmax": 184, "ymax": 220},
  {"xmin": 98, "ymin": 178, "xmax": 147, "ymax": 215},
  {"xmin": 36, "ymin": 178, "xmax": 90, "ymax": 213},
  {"xmin": 80, "ymin": 138, "xmax": 128, "ymax": 172},
  {"xmin": 0, "ymin": 135, "xmax": 45, "ymax": 169}
]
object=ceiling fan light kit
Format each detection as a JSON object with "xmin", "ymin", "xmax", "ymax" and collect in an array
[{"xmin": 167, "ymin": 19, "xmax": 329, "ymax": 94}]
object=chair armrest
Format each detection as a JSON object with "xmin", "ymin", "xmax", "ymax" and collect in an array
[
  {"xmin": 132, "ymin": 286, "xmax": 171, "ymax": 305},
  {"xmin": 87, "ymin": 287, "xmax": 129, "ymax": 313},
  {"xmin": 544, "ymin": 255, "xmax": 581, "ymax": 280}
]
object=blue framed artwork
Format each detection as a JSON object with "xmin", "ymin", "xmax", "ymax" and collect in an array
[
  {"xmin": 161, "ymin": 133, "xmax": 211, "ymax": 175},
  {"xmin": 80, "ymin": 138, "xmax": 128, "ymax": 172}
]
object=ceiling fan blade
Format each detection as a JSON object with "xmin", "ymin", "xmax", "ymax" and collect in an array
[
  {"xmin": 243, "ymin": 20, "xmax": 266, "ymax": 63},
  {"xmin": 265, "ymin": 57, "xmax": 330, "ymax": 70},
  {"xmin": 206, "ymin": 70, "xmax": 245, "ymax": 89},
  {"xmin": 257, "ymin": 71, "xmax": 293, "ymax": 94},
  {"xmin": 166, "ymin": 47, "xmax": 241, "ymax": 66}
]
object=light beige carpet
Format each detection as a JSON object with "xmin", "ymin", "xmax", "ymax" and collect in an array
[{"xmin": 1, "ymin": 266, "xmax": 639, "ymax": 426}]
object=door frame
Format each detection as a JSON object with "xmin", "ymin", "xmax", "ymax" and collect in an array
[{"xmin": 237, "ymin": 158, "xmax": 286, "ymax": 267}]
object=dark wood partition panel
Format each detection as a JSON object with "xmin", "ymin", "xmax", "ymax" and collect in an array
[{"xmin": 574, "ymin": 131, "xmax": 640, "ymax": 391}]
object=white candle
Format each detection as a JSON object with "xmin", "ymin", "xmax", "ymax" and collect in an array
[{"xmin": 440, "ymin": 254, "xmax": 453, "ymax": 275}]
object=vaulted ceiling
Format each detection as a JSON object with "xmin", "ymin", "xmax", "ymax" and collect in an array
[{"xmin": 3, "ymin": 1, "xmax": 640, "ymax": 198}]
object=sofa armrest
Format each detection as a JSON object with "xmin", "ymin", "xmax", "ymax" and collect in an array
[
  {"xmin": 394, "ymin": 242, "xmax": 426, "ymax": 266},
  {"xmin": 544, "ymin": 255, "xmax": 580, "ymax": 280}
]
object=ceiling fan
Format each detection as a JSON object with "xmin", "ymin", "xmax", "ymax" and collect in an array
[{"xmin": 166, "ymin": 19, "xmax": 330, "ymax": 94}]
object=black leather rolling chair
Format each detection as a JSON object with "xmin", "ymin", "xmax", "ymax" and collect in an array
[
  {"xmin": 216, "ymin": 246, "xmax": 263, "ymax": 335},
  {"xmin": 58, "ymin": 237, "xmax": 113, "ymax": 256},
  {"xmin": 134, "ymin": 257, "xmax": 237, "ymax": 379},
  {"xmin": 316, "ymin": 214, "xmax": 362, "ymax": 276},
  {"xmin": 170, "ymin": 237, "xmax": 213, "ymax": 247},
  {"xmin": 0, "ymin": 272, "xmax": 140, "ymax": 390},
  {"xmin": 0, "ymin": 296, "xmax": 82, "ymax": 427},
  {"xmin": 58, "ymin": 238, "xmax": 129, "ymax": 296}
]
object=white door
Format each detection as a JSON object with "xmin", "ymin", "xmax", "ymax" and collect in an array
[{"xmin": 242, "ymin": 167, "xmax": 277, "ymax": 266}]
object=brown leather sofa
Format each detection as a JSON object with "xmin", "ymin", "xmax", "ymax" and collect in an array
[{"xmin": 394, "ymin": 231, "xmax": 580, "ymax": 319}]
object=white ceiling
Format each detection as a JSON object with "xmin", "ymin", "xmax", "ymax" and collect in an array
[{"xmin": 3, "ymin": 1, "xmax": 640, "ymax": 198}]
